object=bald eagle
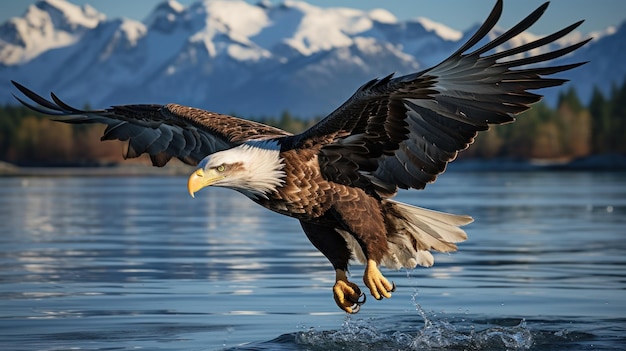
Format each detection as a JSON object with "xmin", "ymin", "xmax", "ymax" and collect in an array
[{"xmin": 12, "ymin": 0, "xmax": 588, "ymax": 313}]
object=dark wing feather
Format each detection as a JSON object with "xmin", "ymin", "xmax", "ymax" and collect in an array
[
  {"xmin": 287, "ymin": 0, "xmax": 590, "ymax": 197},
  {"xmin": 11, "ymin": 81, "xmax": 291, "ymax": 167}
]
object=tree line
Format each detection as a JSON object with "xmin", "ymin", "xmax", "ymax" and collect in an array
[
  {"xmin": 1, "ymin": 80, "xmax": 625, "ymax": 166},
  {"xmin": 462, "ymin": 81, "xmax": 626, "ymax": 160}
]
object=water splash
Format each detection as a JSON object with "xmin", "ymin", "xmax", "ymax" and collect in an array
[
  {"xmin": 295, "ymin": 316, "xmax": 401, "ymax": 351},
  {"xmin": 296, "ymin": 291, "xmax": 534, "ymax": 350}
]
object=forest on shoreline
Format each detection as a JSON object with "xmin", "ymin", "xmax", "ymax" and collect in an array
[{"xmin": 1, "ymin": 79, "xmax": 625, "ymax": 168}]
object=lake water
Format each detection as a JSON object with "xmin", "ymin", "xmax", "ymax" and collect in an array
[{"xmin": 0, "ymin": 170, "xmax": 624, "ymax": 350}]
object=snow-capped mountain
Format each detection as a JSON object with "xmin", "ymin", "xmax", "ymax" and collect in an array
[
  {"xmin": 1, "ymin": 0, "xmax": 624, "ymax": 118},
  {"xmin": 0, "ymin": 0, "xmax": 104, "ymax": 64}
]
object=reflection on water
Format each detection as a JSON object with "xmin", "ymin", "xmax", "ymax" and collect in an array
[{"xmin": 0, "ymin": 172, "xmax": 625, "ymax": 350}]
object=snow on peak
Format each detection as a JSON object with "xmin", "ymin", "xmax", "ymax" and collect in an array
[
  {"xmin": 164, "ymin": 0, "xmax": 185, "ymax": 13},
  {"xmin": 261, "ymin": 1, "xmax": 391, "ymax": 56},
  {"xmin": 587, "ymin": 25, "xmax": 617, "ymax": 42},
  {"xmin": 144, "ymin": 0, "xmax": 184, "ymax": 30},
  {"xmin": 199, "ymin": 0, "xmax": 270, "ymax": 39},
  {"xmin": 35, "ymin": 0, "xmax": 105, "ymax": 30},
  {"xmin": 0, "ymin": 0, "xmax": 106, "ymax": 65},
  {"xmin": 118, "ymin": 19, "xmax": 147, "ymax": 46},
  {"xmin": 180, "ymin": 0, "xmax": 271, "ymax": 62},
  {"xmin": 368, "ymin": 9, "xmax": 397, "ymax": 24},
  {"xmin": 414, "ymin": 17, "xmax": 462, "ymax": 41}
]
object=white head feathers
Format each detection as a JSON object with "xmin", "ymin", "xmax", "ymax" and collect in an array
[{"xmin": 198, "ymin": 140, "xmax": 286, "ymax": 199}]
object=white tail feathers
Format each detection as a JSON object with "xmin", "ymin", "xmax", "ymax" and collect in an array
[
  {"xmin": 336, "ymin": 200, "xmax": 472, "ymax": 270},
  {"xmin": 382, "ymin": 200, "xmax": 472, "ymax": 269}
]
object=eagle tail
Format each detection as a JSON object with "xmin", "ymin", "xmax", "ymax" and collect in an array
[
  {"xmin": 334, "ymin": 200, "xmax": 472, "ymax": 270},
  {"xmin": 381, "ymin": 200, "xmax": 473, "ymax": 269}
]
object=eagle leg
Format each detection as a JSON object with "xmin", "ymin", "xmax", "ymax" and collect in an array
[
  {"xmin": 363, "ymin": 259, "xmax": 395, "ymax": 300},
  {"xmin": 334, "ymin": 269, "xmax": 366, "ymax": 314},
  {"xmin": 300, "ymin": 219, "xmax": 365, "ymax": 313}
]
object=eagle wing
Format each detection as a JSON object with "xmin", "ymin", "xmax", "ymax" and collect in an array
[
  {"xmin": 290, "ymin": 0, "xmax": 590, "ymax": 197},
  {"xmin": 11, "ymin": 81, "xmax": 291, "ymax": 167}
]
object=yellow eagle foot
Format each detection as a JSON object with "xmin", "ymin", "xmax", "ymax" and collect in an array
[
  {"xmin": 333, "ymin": 270, "xmax": 366, "ymax": 314},
  {"xmin": 363, "ymin": 259, "xmax": 396, "ymax": 300}
]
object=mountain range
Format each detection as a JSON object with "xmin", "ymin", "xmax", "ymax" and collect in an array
[{"xmin": 1, "ymin": 0, "xmax": 624, "ymax": 118}]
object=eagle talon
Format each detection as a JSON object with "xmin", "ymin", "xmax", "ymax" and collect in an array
[
  {"xmin": 334, "ymin": 270, "xmax": 365, "ymax": 313},
  {"xmin": 347, "ymin": 292, "xmax": 366, "ymax": 313},
  {"xmin": 363, "ymin": 259, "xmax": 394, "ymax": 300},
  {"xmin": 356, "ymin": 292, "xmax": 366, "ymax": 304}
]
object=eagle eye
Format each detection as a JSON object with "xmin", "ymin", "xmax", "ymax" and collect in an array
[{"xmin": 217, "ymin": 165, "xmax": 225, "ymax": 172}]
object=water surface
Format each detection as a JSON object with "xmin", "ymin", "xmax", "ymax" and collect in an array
[{"xmin": 0, "ymin": 171, "xmax": 624, "ymax": 350}]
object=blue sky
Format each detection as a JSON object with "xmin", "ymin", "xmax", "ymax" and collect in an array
[{"xmin": 1, "ymin": 0, "xmax": 624, "ymax": 35}]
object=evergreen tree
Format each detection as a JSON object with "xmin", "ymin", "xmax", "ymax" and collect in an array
[
  {"xmin": 557, "ymin": 87, "xmax": 584, "ymax": 113},
  {"xmin": 589, "ymin": 87, "xmax": 609, "ymax": 153},
  {"xmin": 608, "ymin": 79, "xmax": 626, "ymax": 153},
  {"xmin": 556, "ymin": 87, "xmax": 591, "ymax": 158}
]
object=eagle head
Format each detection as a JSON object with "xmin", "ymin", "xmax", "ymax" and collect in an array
[{"xmin": 187, "ymin": 140, "xmax": 285, "ymax": 200}]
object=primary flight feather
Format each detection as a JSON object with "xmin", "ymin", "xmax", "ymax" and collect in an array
[{"xmin": 12, "ymin": 0, "xmax": 589, "ymax": 313}]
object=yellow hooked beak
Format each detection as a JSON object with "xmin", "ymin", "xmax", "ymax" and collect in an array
[{"xmin": 187, "ymin": 168, "xmax": 225, "ymax": 198}]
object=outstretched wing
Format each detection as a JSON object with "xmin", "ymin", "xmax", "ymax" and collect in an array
[
  {"xmin": 11, "ymin": 81, "xmax": 291, "ymax": 167},
  {"xmin": 289, "ymin": 0, "xmax": 590, "ymax": 197}
]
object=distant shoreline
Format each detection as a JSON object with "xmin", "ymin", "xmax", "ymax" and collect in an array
[
  {"xmin": 1, "ymin": 154, "xmax": 625, "ymax": 177},
  {"xmin": 448, "ymin": 153, "xmax": 626, "ymax": 172},
  {"xmin": 0, "ymin": 162, "xmax": 193, "ymax": 177}
]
